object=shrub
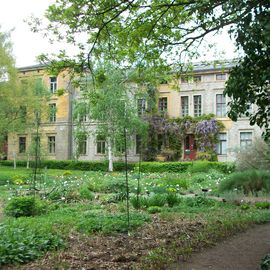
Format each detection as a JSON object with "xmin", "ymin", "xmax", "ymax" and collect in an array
[
  {"xmin": 240, "ymin": 204, "xmax": 250, "ymax": 210},
  {"xmin": 261, "ymin": 254, "xmax": 270, "ymax": 270},
  {"xmin": 255, "ymin": 202, "xmax": 270, "ymax": 210},
  {"xmin": 219, "ymin": 170, "xmax": 270, "ymax": 195},
  {"xmin": 165, "ymin": 177, "xmax": 189, "ymax": 190},
  {"xmin": 188, "ymin": 161, "xmax": 212, "ymax": 173},
  {"xmin": 79, "ymin": 186, "xmax": 94, "ymax": 200},
  {"xmin": 191, "ymin": 173, "xmax": 207, "ymax": 183},
  {"xmin": 63, "ymin": 170, "xmax": 72, "ymax": 176},
  {"xmin": 148, "ymin": 194, "xmax": 167, "ymax": 207},
  {"xmin": 0, "ymin": 224, "xmax": 63, "ymax": 266},
  {"xmin": 166, "ymin": 192, "xmax": 179, "ymax": 207},
  {"xmin": 5, "ymin": 196, "xmax": 48, "ymax": 218},
  {"xmin": 0, "ymin": 160, "xmax": 235, "ymax": 173},
  {"xmin": 185, "ymin": 196, "xmax": 216, "ymax": 207},
  {"xmin": 130, "ymin": 196, "xmax": 141, "ymax": 209},
  {"xmin": 236, "ymin": 138, "xmax": 270, "ymax": 171},
  {"xmin": 147, "ymin": 206, "xmax": 162, "ymax": 214}
]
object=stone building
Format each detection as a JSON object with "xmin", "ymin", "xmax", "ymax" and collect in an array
[{"xmin": 6, "ymin": 62, "xmax": 262, "ymax": 162}]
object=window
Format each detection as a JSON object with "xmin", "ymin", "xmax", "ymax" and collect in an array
[
  {"xmin": 78, "ymin": 135, "xmax": 87, "ymax": 155},
  {"xmin": 49, "ymin": 77, "xmax": 57, "ymax": 93},
  {"xmin": 216, "ymin": 94, "xmax": 226, "ymax": 117},
  {"xmin": 181, "ymin": 96, "xmax": 189, "ymax": 116},
  {"xmin": 240, "ymin": 132, "xmax": 252, "ymax": 147},
  {"xmin": 137, "ymin": 98, "xmax": 146, "ymax": 116},
  {"xmin": 158, "ymin": 97, "xmax": 168, "ymax": 113},
  {"xmin": 216, "ymin": 73, "xmax": 226, "ymax": 80},
  {"xmin": 193, "ymin": 75, "xmax": 202, "ymax": 82},
  {"xmin": 48, "ymin": 136, "xmax": 56, "ymax": 154},
  {"xmin": 216, "ymin": 133, "xmax": 227, "ymax": 155},
  {"xmin": 136, "ymin": 135, "xmax": 142, "ymax": 155},
  {"xmin": 193, "ymin": 95, "xmax": 202, "ymax": 117},
  {"xmin": 96, "ymin": 136, "xmax": 106, "ymax": 154},
  {"xmin": 181, "ymin": 76, "xmax": 189, "ymax": 83},
  {"xmin": 49, "ymin": 103, "xmax": 56, "ymax": 122},
  {"xmin": 19, "ymin": 137, "xmax": 26, "ymax": 153}
]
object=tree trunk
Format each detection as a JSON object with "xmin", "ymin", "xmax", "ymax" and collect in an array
[
  {"xmin": 13, "ymin": 151, "xmax": 16, "ymax": 169},
  {"xmin": 108, "ymin": 137, "xmax": 113, "ymax": 172}
]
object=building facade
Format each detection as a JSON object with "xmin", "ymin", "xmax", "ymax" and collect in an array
[{"xmin": 7, "ymin": 62, "xmax": 262, "ymax": 162}]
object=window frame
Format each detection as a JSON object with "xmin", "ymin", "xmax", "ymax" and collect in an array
[
  {"xmin": 49, "ymin": 77, "xmax": 57, "ymax": 94},
  {"xmin": 240, "ymin": 131, "xmax": 253, "ymax": 148},
  {"xmin": 216, "ymin": 94, "xmax": 226, "ymax": 117},
  {"xmin": 48, "ymin": 136, "xmax": 56, "ymax": 154},
  {"xmin": 137, "ymin": 98, "xmax": 146, "ymax": 116},
  {"xmin": 193, "ymin": 95, "xmax": 202, "ymax": 117},
  {"xmin": 18, "ymin": 137, "xmax": 26, "ymax": 153},
  {"xmin": 181, "ymin": 96, "xmax": 189, "ymax": 117},
  {"xmin": 158, "ymin": 97, "xmax": 168, "ymax": 113},
  {"xmin": 49, "ymin": 103, "xmax": 57, "ymax": 122},
  {"xmin": 216, "ymin": 133, "xmax": 227, "ymax": 155},
  {"xmin": 96, "ymin": 136, "xmax": 106, "ymax": 155},
  {"xmin": 216, "ymin": 73, "xmax": 227, "ymax": 81},
  {"xmin": 78, "ymin": 135, "xmax": 87, "ymax": 155}
]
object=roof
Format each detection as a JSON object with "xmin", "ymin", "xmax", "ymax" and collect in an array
[{"xmin": 17, "ymin": 64, "xmax": 47, "ymax": 72}]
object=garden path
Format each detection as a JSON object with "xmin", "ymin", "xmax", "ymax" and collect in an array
[{"xmin": 172, "ymin": 223, "xmax": 270, "ymax": 270}]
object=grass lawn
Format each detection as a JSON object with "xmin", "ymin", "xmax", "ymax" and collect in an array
[{"xmin": 0, "ymin": 165, "xmax": 269, "ymax": 269}]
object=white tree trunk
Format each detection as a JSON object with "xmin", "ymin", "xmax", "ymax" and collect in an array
[
  {"xmin": 13, "ymin": 152, "xmax": 16, "ymax": 170},
  {"xmin": 108, "ymin": 138, "xmax": 113, "ymax": 172},
  {"xmin": 27, "ymin": 154, "xmax": 29, "ymax": 169}
]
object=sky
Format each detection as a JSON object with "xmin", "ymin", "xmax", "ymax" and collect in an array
[{"xmin": 0, "ymin": 0, "xmax": 238, "ymax": 68}]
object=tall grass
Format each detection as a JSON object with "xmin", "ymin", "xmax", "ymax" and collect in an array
[{"xmin": 219, "ymin": 170, "xmax": 270, "ymax": 195}]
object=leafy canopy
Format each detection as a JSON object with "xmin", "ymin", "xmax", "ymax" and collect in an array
[{"xmin": 30, "ymin": 1, "xmax": 270, "ymax": 137}]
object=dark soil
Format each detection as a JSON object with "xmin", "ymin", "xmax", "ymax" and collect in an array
[
  {"xmin": 3, "ymin": 216, "xmax": 205, "ymax": 270},
  {"xmin": 172, "ymin": 223, "xmax": 270, "ymax": 270}
]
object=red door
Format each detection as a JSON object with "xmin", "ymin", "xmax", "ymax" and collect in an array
[{"xmin": 184, "ymin": 135, "xmax": 196, "ymax": 160}]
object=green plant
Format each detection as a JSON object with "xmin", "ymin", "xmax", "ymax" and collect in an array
[
  {"xmin": 147, "ymin": 206, "xmax": 162, "ymax": 214},
  {"xmin": 255, "ymin": 202, "xmax": 270, "ymax": 210},
  {"xmin": 130, "ymin": 196, "xmax": 141, "ymax": 209},
  {"xmin": 219, "ymin": 170, "xmax": 270, "ymax": 195},
  {"xmin": 79, "ymin": 185, "xmax": 94, "ymax": 200},
  {"xmin": 188, "ymin": 161, "xmax": 212, "ymax": 173},
  {"xmin": 63, "ymin": 170, "xmax": 72, "ymax": 176},
  {"xmin": 185, "ymin": 196, "xmax": 216, "ymax": 207},
  {"xmin": 240, "ymin": 204, "xmax": 250, "ymax": 210},
  {"xmin": 0, "ymin": 224, "xmax": 63, "ymax": 266},
  {"xmin": 148, "ymin": 194, "xmax": 167, "ymax": 207},
  {"xmin": 4, "ymin": 196, "xmax": 48, "ymax": 218},
  {"xmin": 261, "ymin": 254, "xmax": 270, "ymax": 270},
  {"xmin": 166, "ymin": 192, "xmax": 180, "ymax": 207}
]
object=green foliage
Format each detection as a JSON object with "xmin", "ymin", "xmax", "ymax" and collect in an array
[
  {"xmin": 148, "ymin": 194, "xmax": 167, "ymax": 207},
  {"xmin": 130, "ymin": 196, "xmax": 141, "ymax": 209},
  {"xmin": 236, "ymin": 138, "xmax": 270, "ymax": 171},
  {"xmin": 219, "ymin": 170, "xmax": 270, "ymax": 195},
  {"xmin": 77, "ymin": 212, "xmax": 149, "ymax": 234},
  {"xmin": 240, "ymin": 204, "xmax": 250, "ymax": 211},
  {"xmin": 79, "ymin": 185, "xmax": 94, "ymax": 200},
  {"xmin": 4, "ymin": 196, "xmax": 48, "ymax": 218},
  {"xmin": 147, "ymin": 206, "xmax": 162, "ymax": 214},
  {"xmin": 255, "ymin": 202, "xmax": 270, "ymax": 210},
  {"xmin": 188, "ymin": 161, "xmax": 213, "ymax": 173},
  {"xmin": 261, "ymin": 254, "xmax": 270, "ymax": 270},
  {"xmin": 185, "ymin": 196, "xmax": 216, "ymax": 207},
  {"xmin": 0, "ymin": 224, "xmax": 64, "ymax": 266},
  {"xmin": 139, "ymin": 162, "xmax": 192, "ymax": 173},
  {"xmin": 166, "ymin": 192, "xmax": 179, "ymax": 207},
  {"xmin": 0, "ymin": 160, "xmax": 235, "ymax": 174}
]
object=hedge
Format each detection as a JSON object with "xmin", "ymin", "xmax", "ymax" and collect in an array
[{"xmin": 0, "ymin": 160, "xmax": 235, "ymax": 174}]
